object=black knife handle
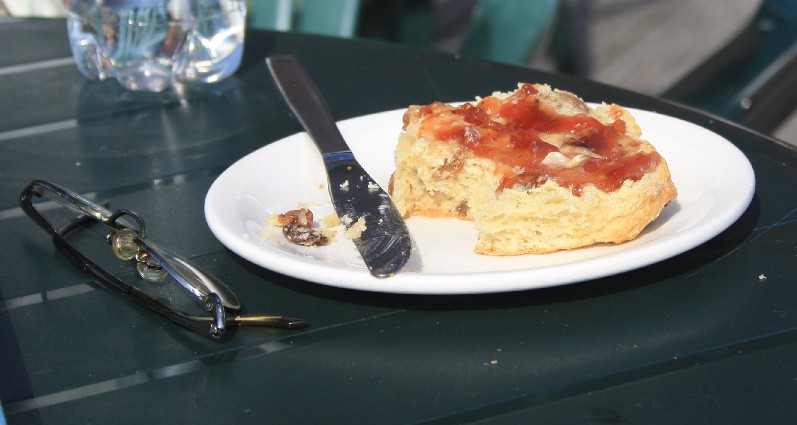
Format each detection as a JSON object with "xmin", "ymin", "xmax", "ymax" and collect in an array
[{"xmin": 266, "ymin": 55, "xmax": 351, "ymax": 156}]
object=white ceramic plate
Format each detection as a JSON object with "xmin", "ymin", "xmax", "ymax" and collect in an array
[{"xmin": 205, "ymin": 107, "xmax": 755, "ymax": 294}]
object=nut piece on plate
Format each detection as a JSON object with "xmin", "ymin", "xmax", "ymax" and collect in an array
[{"xmin": 268, "ymin": 208, "xmax": 330, "ymax": 247}]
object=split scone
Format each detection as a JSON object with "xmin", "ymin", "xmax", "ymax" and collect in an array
[{"xmin": 388, "ymin": 83, "xmax": 677, "ymax": 255}]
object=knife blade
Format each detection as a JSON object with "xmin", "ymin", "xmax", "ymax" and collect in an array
[{"xmin": 266, "ymin": 54, "xmax": 412, "ymax": 277}]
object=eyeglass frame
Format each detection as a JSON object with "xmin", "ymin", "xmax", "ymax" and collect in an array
[{"xmin": 19, "ymin": 179, "xmax": 309, "ymax": 339}]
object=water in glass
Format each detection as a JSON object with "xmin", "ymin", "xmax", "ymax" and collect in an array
[{"xmin": 67, "ymin": 0, "xmax": 246, "ymax": 92}]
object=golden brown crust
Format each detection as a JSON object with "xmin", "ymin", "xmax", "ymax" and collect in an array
[{"xmin": 389, "ymin": 83, "xmax": 677, "ymax": 255}]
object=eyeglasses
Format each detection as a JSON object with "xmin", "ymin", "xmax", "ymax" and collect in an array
[{"xmin": 19, "ymin": 180, "xmax": 309, "ymax": 339}]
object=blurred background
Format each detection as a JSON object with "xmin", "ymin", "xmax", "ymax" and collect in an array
[
  {"xmin": 353, "ymin": 0, "xmax": 797, "ymax": 147},
  {"xmin": 2, "ymin": 0, "xmax": 795, "ymax": 146}
]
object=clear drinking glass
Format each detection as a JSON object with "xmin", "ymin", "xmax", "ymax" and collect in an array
[{"xmin": 67, "ymin": 0, "xmax": 246, "ymax": 92}]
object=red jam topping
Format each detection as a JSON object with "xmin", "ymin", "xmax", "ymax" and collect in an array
[{"xmin": 412, "ymin": 84, "xmax": 660, "ymax": 195}]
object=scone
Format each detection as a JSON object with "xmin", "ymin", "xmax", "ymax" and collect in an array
[{"xmin": 388, "ymin": 83, "xmax": 677, "ymax": 255}]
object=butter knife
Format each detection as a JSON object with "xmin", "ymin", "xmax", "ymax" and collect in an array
[{"xmin": 266, "ymin": 55, "xmax": 412, "ymax": 277}]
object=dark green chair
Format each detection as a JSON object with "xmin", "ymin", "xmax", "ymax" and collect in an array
[
  {"xmin": 458, "ymin": 0, "xmax": 561, "ymax": 66},
  {"xmin": 249, "ymin": 0, "xmax": 564, "ymax": 70},
  {"xmin": 247, "ymin": 0, "xmax": 362, "ymax": 37},
  {"xmin": 662, "ymin": 0, "xmax": 797, "ymax": 134},
  {"xmin": 356, "ymin": 0, "xmax": 565, "ymax": 68}
]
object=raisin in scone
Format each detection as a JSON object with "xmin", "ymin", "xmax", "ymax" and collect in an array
[{"xmin": 388, "ymin": 83, "xmax": 677, "ymax": 255}]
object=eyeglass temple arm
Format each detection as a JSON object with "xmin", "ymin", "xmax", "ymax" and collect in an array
[
  {"xmin": 229, "ymin": 314, "xmax": 310, "ymax": 329},
  {"xmin": 174, "ymin": 293, "xmax": 311, "ymax": 332}
]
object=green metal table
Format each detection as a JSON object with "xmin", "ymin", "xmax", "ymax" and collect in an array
[{"xmin": 2, "ymin": 18, "xmax": 797, "ymax": 424}]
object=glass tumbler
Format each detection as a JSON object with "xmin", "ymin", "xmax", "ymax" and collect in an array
[{"xmin": 67, "ymin": 0, "xmax": 246, "ymax": 92}]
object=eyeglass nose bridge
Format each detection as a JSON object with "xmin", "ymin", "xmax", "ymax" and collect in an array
[{"xmin": 107, "ymin": 209, "xmax": 147, "ymax": 239}]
